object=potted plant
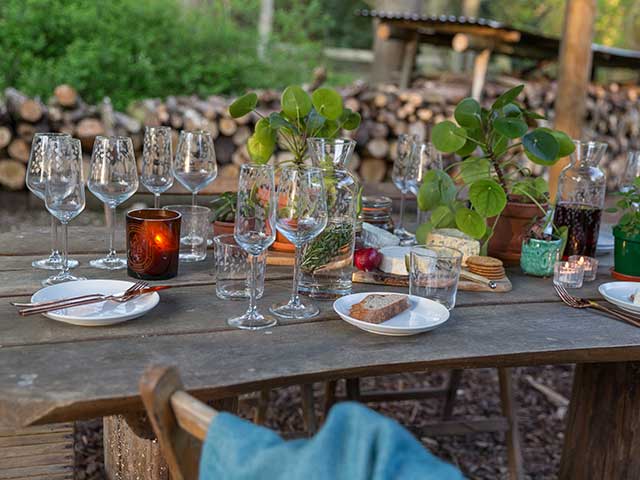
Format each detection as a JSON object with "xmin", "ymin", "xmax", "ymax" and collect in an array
[
  {"xmin": 608, "ymin": 177, "xmax": 640, "ymax": 278},
  {"xmin": 419, "ymin": 84, "xmax": 575, "ymax": 264},
  {"xmin": 229, "ymin": 87, "xmax": 362, "ymax": 295},
  {"xmin": 519, "ymin": 213, "xmax": 566, "ymax": 277},
  {"xmin": 210, "ymin": 192, "xmax": 236, "ymax": 237}
]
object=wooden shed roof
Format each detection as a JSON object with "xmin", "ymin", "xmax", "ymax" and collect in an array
[{"xmin": 357, "ymin": 9, "xmax": 640, "ymax": 69}]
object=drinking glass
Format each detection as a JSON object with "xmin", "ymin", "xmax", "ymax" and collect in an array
[
  {"xmin": 26, "ymin": 132, "xmax": 79, "ymax": 270},
  {"xmin": 163, "ymin": 205, "xmax": 210, "ymax": 262},
  {"xmin": 391, "ymin": 134, "xmax": 418, "ymax": 243},
  {"xmin": 621, "ymin": 150, "xmax": 640, "ymax": 194},
  {"xmin": 229, "ymin": 164, "xmax": 276, "ymax": 330},
  {"xmin": 173, "ymin": 130, "xmax": 217, "ymax": 206},
  {"xmin": 408, "ymin": 142, "xmax": 443, "ymax": 225},
  {"xmin": 88, "ymin": 136, "xmax": 139, "ymax": 270},
  {"xmin": 214, "ymin": 234, "xmax": 266, "ymax": 300},
  {"xmin": 270, "ymin": 166, "xmax": 328, "ymax": 319},
  {"xmin": 409, "ymin": 245, "xmax": 463, "ymax": 310},
  {"xmin": 141, "ymin": 126, "xmax": 173, "ymax": 208},
  {"xmin": 43, "ymin": 137, "xmax": 86, "ymax": 285}
]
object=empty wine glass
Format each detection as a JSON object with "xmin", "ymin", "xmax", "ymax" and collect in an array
[
  {"xmin": 173, "ymin": 130, "xmax": 217, "ymax": 206},
  {"xmin": 270, "ymin": 166, "xmax": 328, "ymax": 319},
  {"xmin": 392, "ymin": 134, "xmax": 418, "ymax": 243},
  {"xmin": 141, "ymin": 126, "xmax": 173, "ymax": 208},
  {"xmin": 26, "ymin": 132, "xmax": 79, "ymax": 270},
  {"xmin": 621, "ymin": 150, "xmax": 640, "ymax": 193},
  {"xmin": 229, "ymin": 164, "xmax": 276, "ymax": 330},
  {"xmin": 88, "ymin": 136, "xmax": 139, "ymax": 270},
  {"xmin": 408, "ymin": 142, "xmax": 443, "ymax": 225},
  {"xmin": 43, "ymin": 137, "xmax": 86, "ymax": 285}
]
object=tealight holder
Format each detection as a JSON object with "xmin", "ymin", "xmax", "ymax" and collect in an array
[
  {"xmin": 553, "ymin": 260, "xmax": 585, "ymax": 289},
  {"xmin": 568, "ymin": 255, "xmax": 598, "ymax": 282},
  {"xmin": 126, "ymin": 209, "xmax": 181, "ymax": 280}
]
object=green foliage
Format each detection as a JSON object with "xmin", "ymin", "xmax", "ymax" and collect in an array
[
  {"xmin": 423, "ymin": 85, "xmax": 575, "ymax": 243},
  {"xmin": 608, "ymin": 177, "xmax": 640, "ymax": 237},
  {"xmin": 0, "ymin": 0, "xmax": 328, "ymax": 109},
  {"xmin": 210, "ymin": 192, "xmax": 237, "ymax": 222},
  {"xmin": 229, "ymin": 85, "xmax": 359, "ymax": 164}
]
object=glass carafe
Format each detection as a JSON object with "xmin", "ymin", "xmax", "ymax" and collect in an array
[
  {"xmin": 300, "ymin": 138, "xmax": 359, "ymax": 298},
  {"xmin": 553, "ymin": 140, "xmax": 608, "ymax": 258}
]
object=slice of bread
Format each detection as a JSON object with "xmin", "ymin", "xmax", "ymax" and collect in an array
[{"xmin": 349, "ymin": 294, "xmax": 410, "ymax": 324}]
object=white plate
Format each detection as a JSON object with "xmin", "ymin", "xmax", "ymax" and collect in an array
[
  {"xmin": 333, "ymin": 292, "xmax": 450, "ymax": 336},
  {"xmin": 30, "ymin": 279, "xmax": 160, "ymax": 326},
  {"xmin": 596, "ymin": 227, "xmax": 615, "ymax": 255},
  {"xmin": 599, "ymin": 282, "xmax": 640, "ymax": 314}
]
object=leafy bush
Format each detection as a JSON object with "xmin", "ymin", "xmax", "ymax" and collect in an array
[{"xmin": 0, "ymin": 0, "xmax": 327, "ymax": 109}]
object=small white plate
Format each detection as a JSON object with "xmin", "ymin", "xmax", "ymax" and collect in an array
[
  {"xmin": 596, "ymin": 227, "xmax": 615, "ymax": 255},
  {"xmin": 333, "ymin": 292, "xmax": 450, "ymax": 336},
  {"xmin": 599, "ymin": 282, "xmax": 640, "ymax": 314},
  {"xmin": 30, "ymin": 279, "xmax": 160, "ymax": 326}
]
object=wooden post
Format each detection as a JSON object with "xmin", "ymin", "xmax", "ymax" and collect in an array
[
  {"xmin": 471, "ymin": 48, "xmax": 492, "ymax": 102},
  {"xmin": 560, "ymin": 362, "xmax": 640, "ymax": 479},
  {"xmin": 399, "ymin": 33, "xmax": 419, "ymax": 89},
  {"xmin": 257, "ymin": 0, "xmax": 274, "ymax": 61},
  {"xmin": 549, "ymin": 0, "xmax": 597, "ymax": 201}
]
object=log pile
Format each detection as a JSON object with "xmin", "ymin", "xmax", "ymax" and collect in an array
[{"xmin": 0, "ymin": 80, "xmax": 637, "ymax": 191}]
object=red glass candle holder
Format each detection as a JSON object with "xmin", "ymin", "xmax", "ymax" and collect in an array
[{"xmin": 126, "ymin": 209, "xmax": 181, "ymax": 280}]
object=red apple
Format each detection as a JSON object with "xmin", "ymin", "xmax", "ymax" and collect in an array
[{"xmin": 354, "ymin": 248, "xmax": 382, "ymax": 272}]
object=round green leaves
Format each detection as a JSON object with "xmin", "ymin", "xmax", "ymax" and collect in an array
[
  {"xmin": 432, "ymin": 121, "xmax": 467, "ymax": 153},
  {"xmin": 469, "ymin": 179, "xmax": 507, "ymax": 217},
  {"xmin": 311, "ymin": 88, "xmax": 343, "ymax": 120},
  {"xmin": 281, "ymin": 86, "xmax": 312, "ymax": 120},
  {"xmin": 523, "ymin": 129, "xmax": 560, "ymax": 166},
  {"xmin": 229, "ymin": 92, "xmax": 257, "ymax": 118},
  {"xmin": 455, "ymin": 207, "xmax": 486, "ymax": 239}
]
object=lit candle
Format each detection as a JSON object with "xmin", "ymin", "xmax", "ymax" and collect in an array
[
  {"xmin": 568, "ymin": 255, "xmax": 598, "ymax": 282},
  {"xmin": 554, "ymin": 260, "xmax": 585, "ymax": 289}
]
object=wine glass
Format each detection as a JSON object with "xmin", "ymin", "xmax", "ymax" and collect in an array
[
  {"xmin": 408, "ymin": 142, "xmax": 443, "ymax": 225},
  {"xmin": 391, "ymin": 134, "xmax": 418, "ymax": 243},
  {"xmin": 173, "ymin": 130, "xmax": 217, "ymax": 206},
  {"xmin": 270, "ymin": 166, "xmax": 328, "ymax": 319},
  {"xmin": 229, "ymin": 164, "xmax": 276, "ymax": 330},
  {"xmin": 43, "ymin": 137, "xmax": 86, "ymax": 285},
  {"xmin": 621, "ymin": 150, "xmax": 640, "ymax": 193},
  {"xmin": 88, "ymin": 136, "xmax": 139, "ymax": 270},
  {"xmin": 141, "ymin": 126, "xmax": 173, "ymax": 208},
  {"xmin": 26, "ymin": 132, "xmax": 79, "ymax": 270}
]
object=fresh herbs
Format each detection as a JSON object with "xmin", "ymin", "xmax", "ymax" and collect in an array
[
  {"xmin": 419, "ymin": 84, "xmax": 574, "ymax": 247},
  {"xmin": 210, "ymin": 192, "xmax": 236, "ymax": 223},
  {"xmin": 300, "ymin": 222, "xmax": 354, "ymax": 273},
  {"xmin": 607, "ymin": 177, "xmax": 640, "ymax": 237},
  {"xmin": 228, "ymin": 86, "xmax": 361, "ymax": 164}
]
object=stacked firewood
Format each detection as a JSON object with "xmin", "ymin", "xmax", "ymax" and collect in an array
[{"xmin": 1, "ymin": 80, "xmax": 638, "ymax": 191}]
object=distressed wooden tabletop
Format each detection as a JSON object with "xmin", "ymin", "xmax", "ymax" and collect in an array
[{"xmin": 1, "ymin": 226, "xmax": 637, "ymax": 430}]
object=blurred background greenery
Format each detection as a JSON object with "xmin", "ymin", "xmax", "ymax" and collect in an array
[{"xmin": 1, "ymin": 0, "xmax": 638, "ymax": 110}]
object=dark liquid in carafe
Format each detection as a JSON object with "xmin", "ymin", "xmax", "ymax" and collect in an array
[{"xmin": 553, "ymin": 203, "xmax": 602, "ymax": 258}]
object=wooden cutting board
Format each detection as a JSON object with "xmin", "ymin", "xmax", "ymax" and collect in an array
[{"xmin": 352, "ymin": 269, "xmax": 512, "ymax": 293}]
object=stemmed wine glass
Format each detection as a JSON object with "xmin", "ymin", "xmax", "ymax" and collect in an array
[
  {"xmin": 621, "ymin": 150, "xmax": 640, "ymax": 193},
  {"xmin": 43, "ymin": 137, "xmax": 86, "ymax": 285},
  {"xmin": 391, "ymin": 134, "xmax": 418, "ymax": 243},
  {"xmin": 229, "ymin": 164, "xmax": 276, "ymax": 330},
  {"xmin": 141, "ymin": 126, "xmax": 173, "ymax": 208},
  {"xmin": 270, "ymin": 165, "xmax": 328, "ymax": 319},
  {"xmin": 88, "ymin": 136, "xmax": 139, "ymax": 270},
  {"xmin": 26, "ymin": 132, "xmax": 79, "ymax": 270},
  {"xmin": 173, "ymin": 130, "xmax": 217, "ymax": 206},
  {"xmin": 408, "ymin": 142, "xmax": 443, "ymax": 225}
]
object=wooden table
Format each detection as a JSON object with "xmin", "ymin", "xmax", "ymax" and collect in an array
[{"xmin": 1, "ymin": 226, "xmax": 639, "ymax": 479}]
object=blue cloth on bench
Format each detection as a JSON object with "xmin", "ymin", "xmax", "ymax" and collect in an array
[{"xmin": 199, "ymin": 401, "xmax": 464, "ymax": 480}]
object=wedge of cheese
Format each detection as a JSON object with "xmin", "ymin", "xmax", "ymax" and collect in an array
[
  {"xmin": 361, "ymin": 222, "xmax": 401, "ymax": 249},
  {"xmin": 379, "ymin": 246, "xmax": 412, "ymax": 276},
  {"xmin": 426, "ymin": 228, "xmax": 480, "ymax": 266}
]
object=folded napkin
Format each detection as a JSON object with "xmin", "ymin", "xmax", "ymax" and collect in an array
[{"xmin": 199, "ymin": 401, "xmax": 464, "ymax": 480}]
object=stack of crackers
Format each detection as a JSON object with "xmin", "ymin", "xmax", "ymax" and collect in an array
[{"xmin": 466, "ymin": 256, "xmax": 505, "ymax": 280}]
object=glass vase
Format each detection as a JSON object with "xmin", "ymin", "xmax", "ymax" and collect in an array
[{"xmin": 299, "ymin": 138, "xmax": 359, "ymax": 299}]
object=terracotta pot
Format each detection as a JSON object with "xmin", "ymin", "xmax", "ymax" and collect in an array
[
  {"xmin": 212, "ymin": 221, "xmax": 235, "ymax": 238},
  {"xmin": 272, "ymin": 230, "xmax": 296, "ymax": 253},
  {"xmin": 488, "ymin": 201, "xmax": 546, "ymax": 265}
]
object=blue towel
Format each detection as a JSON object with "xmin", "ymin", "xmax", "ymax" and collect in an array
[{"xmin": 199, "ymin": 401, "xmax": 464, "ymax": 480}]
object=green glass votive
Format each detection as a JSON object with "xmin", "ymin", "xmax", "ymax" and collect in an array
[{"xmin": 520, "ymin": 237, "xmax": 563, "ymax": 277}]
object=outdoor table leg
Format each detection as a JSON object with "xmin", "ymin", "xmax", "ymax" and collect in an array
[{"xmin": 559, "ymin": 361, "xmax": 640, "ymax": 479}]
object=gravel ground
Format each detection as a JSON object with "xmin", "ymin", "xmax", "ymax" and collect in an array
[{"xmin": 3, "ymin": 192, "xmax": 571, "ymax": 479}]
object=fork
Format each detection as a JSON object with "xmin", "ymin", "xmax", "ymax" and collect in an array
[
  {"xmin": 16, "ymin": 281, "xmax": 149, "ymax": 316},
  {"xmin": 554, "ymin": 283, "xmax": 640, "ymax": 328},
  {"xmin": 12, "ymin": 281, "xmax": 148, "ymax": 308}
]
